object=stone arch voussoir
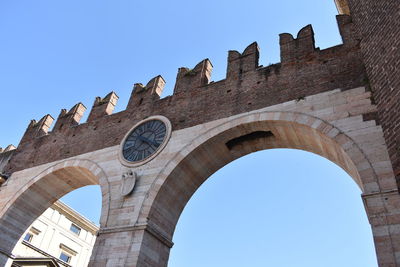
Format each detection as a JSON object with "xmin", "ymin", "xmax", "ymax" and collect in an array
[{"xmin": 138, "ymin": 111, "xmax": 378, "ymax": 237}]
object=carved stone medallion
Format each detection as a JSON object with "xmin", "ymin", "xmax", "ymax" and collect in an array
[{"xmin": 120, "ymin": 170, "xmax": 137, "ymax": 196}]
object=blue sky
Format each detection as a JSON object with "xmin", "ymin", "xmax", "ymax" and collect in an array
[{"xmin": 0, "ymin": 1, "xmax": 377, "ymax": 266}]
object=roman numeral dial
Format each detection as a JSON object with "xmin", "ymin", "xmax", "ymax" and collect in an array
[{"xmin": 121, "ymin": 117, "xmax": 170, "ymax": 164}]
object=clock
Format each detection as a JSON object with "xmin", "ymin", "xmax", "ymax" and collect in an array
[{"xmin": 120, "ymin": 116, "xmax": 171, "ymax": 166}]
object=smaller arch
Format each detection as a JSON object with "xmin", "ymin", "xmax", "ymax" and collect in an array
[{"xmin": 0, "ymin": 159, "xmax": 110, "ymax": 262}]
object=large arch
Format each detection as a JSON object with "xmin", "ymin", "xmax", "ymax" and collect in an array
[
  {"xmin": 168, "ymin": 148, "xmax": 377, "ymax": 266},
  {"xmin": 0, "ymin": 159, "xmax": 110, "ymax": 267},
  {"xmin": 135, "ymin": 111, "xmax": 387, "ymax": 266}
]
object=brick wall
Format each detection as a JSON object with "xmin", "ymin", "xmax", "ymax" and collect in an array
[
  {"xmin": 4, "ymin": 15, "xmax": 367, "ymax": 174},
  {"xmin": 348, "ymin": 0, "xmax": 400, "ymax": 186}
]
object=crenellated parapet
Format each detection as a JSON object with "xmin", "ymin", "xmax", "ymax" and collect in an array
[
  {"xmin": 227, "ymin": 42, "xmax": 259, "ymax": 81},
  {"xmin": 4, "ymin": 15, "xmax": 366, "ymax": 173},
  {"xmin": 0, "ymin": 145, "xmax": 16, "ymax": 183},
  {"xmin": 174, "ymin": 59, "xmax": 212, "ymax": 94},
  {"xmin": 336, "ymin": 14, "xmax": 359, "ymax": 47},
  {"xmin": 128, "ymin": 75, "xmax": 165, "ymax": 108},
  {"xmin": 20, "ymin": 115, "xmax": 54, "ymax": 144},
  {"xmin": 88, "ymin": 92, "xmax": 119, "ymax": 122},
  {"xmin": 279, "ymin": 25, "xmax": 316, "ymax": 63},
  {"xmin": 334, "ymin": 0, "xmax": 350, "ymax": 15},
  {"xmin": 0, "ymin": 145, "xmax": 16, "ymax": 154},
  {"xmin": 279, "ymin": 14, "xmax": 358, "ymax": 64},
  {"xmin": 53, "ymin": 103, "xmax": 87, "ymax": 132}
]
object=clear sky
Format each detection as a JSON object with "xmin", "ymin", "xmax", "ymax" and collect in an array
[{"xmin": 0, "ymin": 1, "xmax": 377, "ymax": 266}]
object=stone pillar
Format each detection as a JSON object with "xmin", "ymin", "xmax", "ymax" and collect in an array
[
  {"xmin": 134, "ymin": 224, "xmax": 173, "ymax": 267},
  {"xmin": 363, "ymin": 190, "xmax": 400, "ymax": 266},
  {"xmin": 88, "ymin": 229, "xmax": 138, "ymax": 266},
  {"xmin": 0, "ymin": 250, "xmax": 14, "ymax": 267},
  {"xmin": 88, "ymin": 223, "xmax": 172, "ymax": 267}
]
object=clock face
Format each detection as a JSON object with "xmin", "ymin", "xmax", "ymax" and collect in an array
[{"xmin": 122, "ymin": 119, "xmax": 167, "ymax": 163}]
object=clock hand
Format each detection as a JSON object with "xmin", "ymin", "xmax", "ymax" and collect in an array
[
  {"xmin": 147, "ymin": 138, "xmax": 160, "ymax": 147},
  {"xmin": 138, "ymin": 135, "xmax": 160, "ymax": 146}
]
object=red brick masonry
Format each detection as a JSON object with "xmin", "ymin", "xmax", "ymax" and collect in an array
[{"xmin": 5, "ymin": 15, "xmax": 368, "ymax": 174}]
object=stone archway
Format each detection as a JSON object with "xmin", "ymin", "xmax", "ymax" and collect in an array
[
  {"xmin": 133, "ymin": 111, "xmax": 397, "ymax": 267},
  {"xmin": 0, "ymin": 159, "xmax": 110, "ymax": 267},
  {"xmin": 0, "ymin": 0, "xmax": 399, "ymax": 264}
]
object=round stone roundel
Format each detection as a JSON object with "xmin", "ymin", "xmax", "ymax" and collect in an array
[{"xmin": 121, "ymin": 117, "xmax": 170, "ymax": 164}]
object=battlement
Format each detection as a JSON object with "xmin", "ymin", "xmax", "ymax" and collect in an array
[
  {"xmin": 279, "ymin": 25, "xmax": 316, "ymax": 63},
  {"xmin": 88, "ymin": 92, "xmax": 119, "ymax": 122},
  {"xmin": 335, "ymin": 0, "xmax": 351, "ymax": 15},
  {"xmin": 0, "ymin": 145, "xmax": 16, "ymax": 184},
  {"xmin": 5, "ymin": 15, "xmax": 365, "ymax": 173},
  {"xmin": 128, "ymin": 75, "xmax": 165, "ymax": 108},
  {"xmin": 227, "ymin": 42, "xmax": 259, "ymax": 80},
  {"xmin": 0, "ymin": 145, "xmax": 15, "ymax": 154},
  {"xmin": 20, "ymin": 115, "xmax": 54, "ymax": 144},
  {"xmin": 174, "ymin": 59, "xmax": 212, "ymax": 94}
]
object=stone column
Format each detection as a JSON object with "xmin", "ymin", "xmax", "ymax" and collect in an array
[
  {"xmin": 133, "ymin": 223, "xmax": 173, "ymax": 267},
  {"xmin": 363, "ymin": 190, "xmax": 400, "ymax": 266},
  {"xmin": 88, "ymin": 222, "xmax": 173, "ymax": 267},
  {"xmin": 0, "ymin": 250, "xmax": 14, "ymax": 267}
]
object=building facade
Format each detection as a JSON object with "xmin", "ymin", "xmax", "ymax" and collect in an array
[{"xmin": 11, "ymin": 201, "xmax": 98, "ymax": 267}]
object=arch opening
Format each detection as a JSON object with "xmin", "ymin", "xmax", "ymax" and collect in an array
[
  {"xmin": 0, "ymin": 160, "xmax": 110, "ymax": 267},
  {"xmin": 148, "ymin": 118, "xmax": 367, "ymax": 236},
  {"xmin": 168, "ymin": 149, "xmax": 377, "ymax": 267}
]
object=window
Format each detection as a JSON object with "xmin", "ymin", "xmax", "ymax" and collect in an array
[
  {"xmin": 70, "ymin": 224, "xmax": 81, "ymax": 235},
  {"xmin": 23, "ymin": 227, "xmax": 40, "ymax": 243},
  {"xmin": 59, "ymin": 252, "xmax": 71, "ymax": 263},
  {"xmin": 23, "ymin": 232, "xmax": 33, "ymax": 242},
  {"xmin": 59, "ymin": 244, "xmax": 77, "ymax": 264}
]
